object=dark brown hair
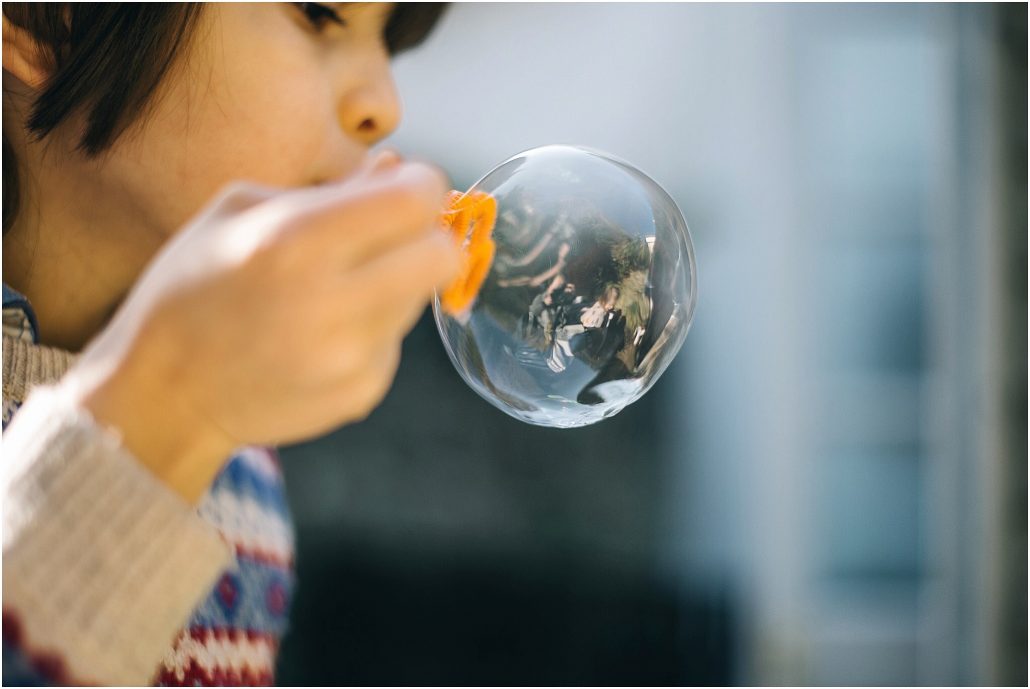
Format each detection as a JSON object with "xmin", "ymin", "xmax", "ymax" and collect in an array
[{"xmin": 2, "ymin": 2, "xmax": 448, "ymax": 234}]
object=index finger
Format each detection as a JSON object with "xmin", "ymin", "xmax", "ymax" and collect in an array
[{"xmin": 280, "ymin": 161, "xmax": 451, "ymax": 268}]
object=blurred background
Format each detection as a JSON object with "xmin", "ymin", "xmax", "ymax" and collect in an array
[{"xmin": 276, "ymin": 3, "xmax": 1026, "ymax": 686}]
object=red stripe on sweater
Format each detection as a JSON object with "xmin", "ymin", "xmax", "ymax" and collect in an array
[
  {"xmin": 2, "ymin": 608, "xmax": 84, "ymax": 685},
  {"xmin": 184, "ymin": 625, "xmax": 280, "ymax": 645},
  {"xmin": 263, "ymin": 446, "xmax": 284, "ymax": 470},
  {"xmin": 231, "ymin": 543, "xmax": 294, "ymax": 568},
  {"xmin": 154, "ymin": 658, "xmax": 274, "ymax": 687},
  {"xmin": 157, "ymin": 628, "xmax": 278, "ymax": 686}
]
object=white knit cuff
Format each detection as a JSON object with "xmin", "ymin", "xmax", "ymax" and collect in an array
[{"xmin": 2, "ymin": 385, "xmax": 234, "ymax": 685}]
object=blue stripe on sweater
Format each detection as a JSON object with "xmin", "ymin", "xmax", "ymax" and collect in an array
[
  {"xmin": 210, "ymin": 453, "xmax": 290, "ymax": 516},
  {"xmin": 187, "ymin": 556, "xmax": 294, "ymax": 637},
  {"xmin": 2, "ymin": 640, "xmax": 49, "ymax": 686}
]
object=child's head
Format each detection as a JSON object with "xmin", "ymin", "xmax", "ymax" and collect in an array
[{"xmin": 2, "ymin": 3, "xmax": 447, "ymax": 238}]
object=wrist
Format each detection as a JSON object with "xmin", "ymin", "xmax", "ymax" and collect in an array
[{"xmin": 60, "ymin": 345, "xmax": 234, "ymax": 505}]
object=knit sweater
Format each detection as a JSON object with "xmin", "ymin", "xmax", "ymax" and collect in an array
[{"xmin": 1, "ymin": 284, "xmax": 296, "ymax": 686}]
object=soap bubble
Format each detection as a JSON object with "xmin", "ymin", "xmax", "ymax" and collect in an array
[{"xmin": 432, "ymin": 144, "xmax": 697, "ymax": 428}]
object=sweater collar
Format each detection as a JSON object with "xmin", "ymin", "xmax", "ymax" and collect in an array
[
  {"xmin": 2, "ymin": 283, "xmax": 76, "ymax": 405},
  {"xmin": 3, "ymin": 283, "xmax": 39, "ymax": 345}
]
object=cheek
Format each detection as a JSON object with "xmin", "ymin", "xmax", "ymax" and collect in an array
[
  {"xmin": 114, "ymin": 30, "xmax": 336, "ymax": 234},
  {"xmin": 176, "ymin": 82, "xmax": 330, "ymax": 191},
  {"xmin": 176, "ymin": 71, "xmax": 330, "ymax": 192},
  {"xmin": 193, "ymin": 11, "xmax": 335, "ymax": 187}
]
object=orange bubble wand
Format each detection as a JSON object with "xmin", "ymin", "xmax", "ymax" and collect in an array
[{"xmin": 438, "ymin": 189, "xmax": 498, "ymax": 316}]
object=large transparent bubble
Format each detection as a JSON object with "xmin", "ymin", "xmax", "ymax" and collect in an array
[{"xmin": 433, "ymin": 145, "xmax": 697, "ymax": 428}]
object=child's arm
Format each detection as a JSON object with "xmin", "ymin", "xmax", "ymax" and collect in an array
[
  {"xmin": 2, "ymin": 158, "xmax": 458, "ymax": 685},
  {"xmin": 2, "ymin": 386, "xmax": 233, "ymax": 686}
]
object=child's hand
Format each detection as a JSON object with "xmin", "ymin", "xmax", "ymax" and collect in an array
[{"xmin": 58, "ymin": 155, "xmax": 459, "ymax": 503}]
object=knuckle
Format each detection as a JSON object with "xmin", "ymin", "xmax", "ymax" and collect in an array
[
  {"xmin": 217, "ymin": 180, "xmax": 261, "ymax": 205},
  {"xmin": 330, "ymin": 331, "xmax": 388, "ymax": 381},
  {"xmin": 330, "ymin": 343, "xmax": 365, "ymax": 380},
  {"xmin": 409, "ymin": 162, "xmax": 449, "ymax": 198},
  {"xmin": 362, "ymin": 359, "xmax": 398, "ymax": 407},
  {"xmin": 393, "ymin": 164, "xmax": 449, "ymax": 220},
  {"xmin": 390, "ymin": 186, "xmax": 437, "ymax": 227},
  {"xmin": 248, "ymin": 228, "xmax": 299, "ymax": 276},
  {"xmin": 333, "ymin": 344, "xmax": 400, "ymax": 420},
  {"xmin": 341, "ymin": 373, "xmax": 386, "ymax": 422},
  {"xmin": 207, "ymin": 180, "xmax": 279, "ymax": 219},
  {"xmin": 221, "ymin": 179, "xmax": 255, "ymax": 197},
  {"xmin": 428, "ymin": 233, "xmax": 462, "ymax": 276}
]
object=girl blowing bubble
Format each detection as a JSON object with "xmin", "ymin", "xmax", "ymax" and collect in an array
[{"xmin": 2, "ymin": 3, "xmax": 456, "ymax": 685}]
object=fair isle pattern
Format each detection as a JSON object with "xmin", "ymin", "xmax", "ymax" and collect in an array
[
  {"xmin": 3, "ymin": 288, "xmax": 36, "ymax": 430},
  {"xmin": 3, "ymin": 292, "xmax": 296, "ymax": 687},
  {"xmin": 198, "ymin": 449, "xmax": 295, "ymax": 567},
  {"xmin": 3, "ymin": 391, "xmax": 296, "ymax": 686},
  {"xmin": 153, "ymin": 446, "xmax": 296, "ymax": 686},
  {"xmin": 2, "ymin": 288, "xmax": 35, "ymax": 342},
  {"xmin": 156, "ymin": 628, "xmax": 279, "ymax": 686},
  {"xmin": 2, "ymin": 397, "xmax": 20, "ymax": 429}
]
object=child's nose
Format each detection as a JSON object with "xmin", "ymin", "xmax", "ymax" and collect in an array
[{"xmin": 337, "ymin": 67, "xmax": 401, "ymax": 146}]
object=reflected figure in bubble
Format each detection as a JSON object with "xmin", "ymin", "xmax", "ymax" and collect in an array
[
  {"xmin": 573, "ymin": 285, "xmax": 626, "ymax": 368},
  {"xmin": 523, "ymin": 276, "xmax": 580, "ymax": 346},
  {"xmin": 547, "ymin": 285, "xmax": 624, "ymax": 374}
]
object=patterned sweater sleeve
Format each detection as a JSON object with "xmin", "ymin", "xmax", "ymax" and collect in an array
[{"xmin": 2, "ymin": 384, "xmax": 234, "ymax": 686}]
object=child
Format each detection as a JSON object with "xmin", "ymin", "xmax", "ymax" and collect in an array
[{"xmin": 2, "ymin": 3, "xmax": 457, "ymax": 685}]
